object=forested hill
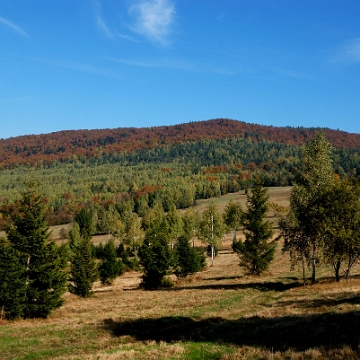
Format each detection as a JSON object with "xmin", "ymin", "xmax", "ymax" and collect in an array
[{"xmin": 1, "ymin": 118, "xmax": 360, "ymax": 168}]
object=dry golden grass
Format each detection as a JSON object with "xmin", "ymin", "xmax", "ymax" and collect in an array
[
  {"xmin": 3, "ymin": 187, "xmax": 360, "ymax": 359},
  {"xmin": 2, "ymin": 232, "xmax": 360, "ymax": 359},
  {"xmin": 192, "ymin": 186, "xmax": 291, "ymax": 215}
]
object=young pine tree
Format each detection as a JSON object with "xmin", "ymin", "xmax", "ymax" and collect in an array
[
  {"xmin": 0, "ymin": 239, "xmax": 26, "ymax": 320},
  {"xmin": 139, "ymin": 219, "xmax": 171, "ymax": 289},
  {"xmin": 6, "ymin": 180, "xmax": 68, "ymax": 318},
  {"xmin": 233, "ymin": 184, "xmax": 276, "ymax": 275},
  {"xmin": 174, "ymin": 236, "xmax": 204, "ymax": 278},
  {"xmin": 69, "ymin": 237, "xmax": 98, "ymax": 297},
  {"xmin": 99, "ymin": 240, "xmax": 124, "ymax": 285},
  {"xmin": 68, "ymin": 217, "xmax": 98, "ymax": 298}
]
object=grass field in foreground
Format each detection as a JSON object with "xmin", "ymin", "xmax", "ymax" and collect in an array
[{"xmin": 2, "ymin": 187, "xmax": 360, "ymax": 359}]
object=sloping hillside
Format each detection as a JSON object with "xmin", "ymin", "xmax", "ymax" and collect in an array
[{"xmin": 1, "ymin": 118, "xmax": 359, "ymax": 168}]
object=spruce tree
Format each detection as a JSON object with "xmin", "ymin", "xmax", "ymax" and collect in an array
[
  {"xmin": 233, "ymin": 184, "xmax": 276, "ymax": 275},
  {"xmin": 174, "ymin": 236, "xmax": 203, "ymax": 278},
  {"xmin": 68, "ymin": 222, "xmax": 81, "ymax": 254},
  {"xmin": 6, "ymin": 180, "xmax": 68, "ymax": 318},
  {"xmin": 0, "ymin": 238, "xmax": 26, "ymax": 320},
  {"xmin": 139, "ymin": 219, "xmax": 171, "ymax": 289},
  {"xmin": 99, "ymin": 240, "xmax": 124, "ymax": 285},
  {"xmin": 69, "ymin": 236, "xmax": 98, "ymax": 297}
]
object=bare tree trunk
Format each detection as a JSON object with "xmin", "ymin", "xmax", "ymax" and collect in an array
[
  {"xmin": 26, "ymin": 255, "xmax": 31, "ymax": 286},
  {"xmin": 334, "ymin": 260, "xmax": 341, "ymax": 282},
  {"xmin": 311, "ymin": 244, "xmax": 316, "ymax": 284},
  {"xmin": 211, "ymin": 245, "xmax": 214, "ymax": 266},
  {"xmin": 211, "ymin": 215, "xmax": 214, "ymax": 266},
  {"xmin": 302, "ymin": 254, "xmax": 306, "ymax": 285}
]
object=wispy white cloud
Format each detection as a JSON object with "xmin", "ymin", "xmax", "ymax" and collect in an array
[
  {"xmin": 96, "ymin": 13, "xmax": 114, "ymax": 40},
  {"xmin": 30, "ymin": 57, "xmax": 117, "ymax": 78},
  {"xmin": 273, "ymin": 68, "xmax": 313, "ymax": 81},
  {"xmin": 107, "ymin": 56, "xmax": 234, "ymax": 75},
  {"xmin": 94, "ymin": 0, "xmax": 138, "ymax": 43},
  {"xmin": 94, "ymin": 0, "xmax": 114, "ymax": 39},
  {"xmin": 0, "ymin": 16, "xmax": 29, "ymax": 38},
  {"xmin": 113, "ymin": 31, "xmax": 139, "ymax": 43},
  {"xmin": 107, "ymin": 56, "xmax": 194, "ymax": 70},
  {"xmin": 129, "ymin": 0, "xmax": 175, "ymax": 45},
  {"xmin": 330, "ymin": 38, "xmax": 360, "ymax": 64}
]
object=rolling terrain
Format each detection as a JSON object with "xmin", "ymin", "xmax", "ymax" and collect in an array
[{"xmin": 1, "ymin": 118, "xmax": 360, "ymax": 168}]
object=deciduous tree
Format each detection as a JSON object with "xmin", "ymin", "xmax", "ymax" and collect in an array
[
  {"xmin": 198, "ymin": 202, "xmax": 225, "ymax": 265},
  {"xmin": 321, "ymin": 179, "xmax": 360, "ymax": 281},
  {"xmin": 223, "ymin": 200, "xmax": 243, "ymax": 241},
  {"xmin": 282, "ymin": 132, "xmax": 335, "ymax": 283},
  {"xmin": 182, "ymin": 207, "xmax": 200, "ymax": 247}
]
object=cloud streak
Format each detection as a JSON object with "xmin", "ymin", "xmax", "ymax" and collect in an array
[
  {"xmin": 330, "ymin": 38, "xmax": 360, "ymax": 64},
  {"xmin": 129, "ymin": 0, "xmax": 175, "ymax": 45},
  {"xmin": 96, "ymin": 13, "xmax": 114, "ymax": 40},
  {"xmin": 107, "ymin": 56, "xmax": 235, "ymax": 75},
  {"xmin": 94, "ymin": 0, "xmax": 114, "ymax": 39},
  {"xmin": 94, "ymin": 0, "xmax": 138, "ymax": 42},
  {"xmin": 0, "ymin": 16, "xmax": 29, "ymax": 38},
  {"xmin": 30, "ymin": 57, "xmax": 117, "ymax": 78},
  {"xmin": 342, "ymin": 38, "xmax": 360, "ymax": 62}
]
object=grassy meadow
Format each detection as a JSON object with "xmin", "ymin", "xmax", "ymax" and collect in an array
[{"xmin": 2, "ymin": 186, "xmax": 360, "ymax": 359}]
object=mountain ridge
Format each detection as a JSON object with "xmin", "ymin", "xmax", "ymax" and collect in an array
[{"xmin": 1, "ymin": 118, "xmax": 359, "ymax": 168}]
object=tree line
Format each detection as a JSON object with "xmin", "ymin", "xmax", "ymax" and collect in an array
[
  {"xmin": 2, "ymin": 118, "xmax": 360, "ymax": 168},
  {"xmin": 1, "ymin": 134, "xmax": 360, "ymax": 230}
]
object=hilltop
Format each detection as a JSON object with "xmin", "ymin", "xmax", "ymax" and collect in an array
[{"xmin": 1, "ymin": 118, "xmax": 360, "ymax": 168}]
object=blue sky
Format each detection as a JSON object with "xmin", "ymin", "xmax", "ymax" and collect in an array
[{"xmin": 1, "ymin": 0, "xmax": 360, "ymax": 139}]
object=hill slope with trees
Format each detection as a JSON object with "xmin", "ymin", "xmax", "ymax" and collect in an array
[
  {"xmin": 1, "ymin": 119, "xmax": 360, "ymax": 229},
  {"xmin": 1, "ymin": 118, "xmax": 360, "ymax": 168}
]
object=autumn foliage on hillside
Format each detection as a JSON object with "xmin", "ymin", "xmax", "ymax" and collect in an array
[{"xmin": 1, "ymin": 119, "xmax": 359, "ymax": 168}]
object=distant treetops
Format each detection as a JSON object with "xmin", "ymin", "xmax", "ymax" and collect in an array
[{"xmin": 1, "ymin": 119, "xmax": 360, "ymax": 168}]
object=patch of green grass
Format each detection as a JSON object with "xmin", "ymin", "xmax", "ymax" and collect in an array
[
  {"xmin": 0, "ymin": 324, "xmax": 111, "ymax": 360},
  {"xmin": 185, "ymin": 342, "xmax": 235, "ymax": 360}
]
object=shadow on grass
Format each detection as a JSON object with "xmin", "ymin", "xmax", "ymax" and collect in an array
[
  {"xmin": 102, "ymin": 311, "xmax": 360, "ymax": 352},
  {"xmin": 279, "ymin": 292, "xmax": 360, "ymax": 309},
  {"xmin": 173, "ymin": 280, "xmax": 303, "ymax": 292},
  {"xmin": 203, "ymin": 275, "xmax": 242, "ymax": 281}
]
